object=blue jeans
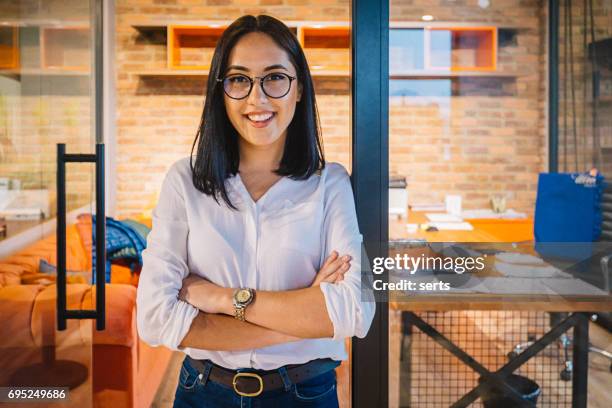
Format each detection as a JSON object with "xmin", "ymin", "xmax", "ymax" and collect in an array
[{"xmin": 173, "ymin": 356, "xmax": 340, "ymax": 408}]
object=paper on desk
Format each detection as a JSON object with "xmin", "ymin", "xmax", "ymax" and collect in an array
[
  {"xmin": 461, "ymin": 209, "xmax": 527, "ymax": 219},
  {"xmin": 410, "ymin": 203, "xmax": 446, "ymax": 212},
  {"xmin": 426, "ymin": 213, "xmax": 463, "ymax": 222},
  {"xmin": 428, "ymin": 222, "xmax": 474, "ymax": 231}
]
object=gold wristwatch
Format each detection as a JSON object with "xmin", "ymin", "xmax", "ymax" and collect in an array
[{"xmin": 232, "ymin": 288, "xmax": 255, "ymax": 321}]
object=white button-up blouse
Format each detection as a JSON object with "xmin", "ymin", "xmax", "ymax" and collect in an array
[{"xmin": 136, "ymin": 157, "xmax": 375, "ymax": 370}]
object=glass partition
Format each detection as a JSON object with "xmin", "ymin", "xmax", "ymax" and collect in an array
[
  {"xmin": 0, "ymin": 1, "xmax": 96, "ymax": 406},
  {"xmin": 387, "ymin": 1, "xmax": 611, "ymax": 407}
]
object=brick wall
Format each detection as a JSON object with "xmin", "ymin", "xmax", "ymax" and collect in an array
[
  {"xmin": 0, "ymin": 79, "xmax": 95, "ymax": 218},
  {"xmin": 389, "ymin": 0, "xmax": 548, "ymax": 214}
]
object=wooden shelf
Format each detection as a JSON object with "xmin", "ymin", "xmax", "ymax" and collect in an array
[
  {"xmin": 427, "ymin": 27, "xmax": 497, "ymax": 71},
  {"xmin": 0, "ymin": 19, "xmax": 88, "ymax": 28},
  {"xmin": 167, "ymin": 25, "xmax": 226, "ymax": 70},
  {"xmin": 390, "ymin": 70, "xmax": 522, "ymax": 78},
  {"xmin": 40, "ymin": 26, "xmax": 90, "ymax": 71},
  {"xmin": 131, "ymin": 22, "xmax": 522, "ymax": 80},
  {"xmin": 390, "ymin": 21, "xmax": 528, "ymax": 29},
  {"xmin": 299, "ymin": 26, "xmax": 350, "ymax": 48},
  {"xmin": 390, "ymin": 25, "xmax": 510, "ymax": 78},
  {"xmin": 132, "ymin": 21, "xmax": 351, "ymax": 77},
  {"xmin": 0, "ymin": 68, "xmax": 89, "ymax": 78},
  {"xmin": 299, "ymin": 26, "xmax": 350, "ymax": 73},
  {"xmin": 0, "ymin": 26, "xmax": 19, "ymax": 69}
]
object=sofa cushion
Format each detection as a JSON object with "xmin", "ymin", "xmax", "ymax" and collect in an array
[
  {"xmin": 0, "ymin": 225, "xmax": 90, "ymax": 279},
  {"xmin": 1, "ymin": 255, "xmax": 40, "ymax": 274},
  {"xmin": 82, "ymin": 284, "xmax": 137, "ymax": 348},
  {"xmin": 0, "ymin": 285, "xmax": 46, "ymax": 347},
  {"xmin": 0, "ymin": 264, "xmax": 24, "ymax": 287}
]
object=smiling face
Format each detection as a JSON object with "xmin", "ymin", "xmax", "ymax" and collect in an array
[{"xmin": 222, "ymin": 32, "xmax": 302, "ymax": 152}]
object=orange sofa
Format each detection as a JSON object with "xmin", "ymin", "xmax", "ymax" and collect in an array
[{"xmin": 0, "ymin": 217, "xmax": 173, "ymax": 408}]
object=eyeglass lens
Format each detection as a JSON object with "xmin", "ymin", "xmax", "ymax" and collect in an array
[{"xmin": 223, "ymin": 73, "xmax": 292, "ymax": 99}]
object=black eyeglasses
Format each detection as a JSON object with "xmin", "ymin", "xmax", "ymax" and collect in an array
[{"xmin": 216, "ymin": 72, "xmax": 297, "ymax": 100}]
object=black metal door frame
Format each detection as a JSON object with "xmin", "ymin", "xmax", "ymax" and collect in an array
[
  {"xmin": 57, "ymin": 0, "xmax": 106, "ymax": 331},
  {"xmin": 351, "ymin": 0, "xmax": 389, "ymax": 407}
]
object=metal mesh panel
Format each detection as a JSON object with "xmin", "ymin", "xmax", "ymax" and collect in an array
[{"xmin": 397, "ymin": 311, "xmax": 573, "ymax": 407}]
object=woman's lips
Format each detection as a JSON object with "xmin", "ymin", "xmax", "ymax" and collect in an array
[{"xmin": 245, "ymin": 112, "xmax": 275, "ymax": 128}]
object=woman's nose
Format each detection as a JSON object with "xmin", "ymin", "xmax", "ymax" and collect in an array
[{"xmin": 247, "ymin": 80, "xmax": 269, "ymax": 104}]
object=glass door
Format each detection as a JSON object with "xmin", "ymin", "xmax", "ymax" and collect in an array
[{"xmin": 0, "ymin": 0, "xmax": 102, "ymax": 406}]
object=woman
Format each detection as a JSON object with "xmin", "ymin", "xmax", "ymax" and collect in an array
[{"xmin": 136, "ymin": 14, "xmax": 375, "ymax": 407}]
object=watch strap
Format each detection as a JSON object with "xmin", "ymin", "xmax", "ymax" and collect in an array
[{"xmin": 234, "ymin": 305, "xmax": 246, "ymax": 321}]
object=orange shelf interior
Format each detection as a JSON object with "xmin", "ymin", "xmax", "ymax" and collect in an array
[
  {"xmin": 428, "ymin": 26, "xmax": 496, "ymax": 72},
  {"xmin": 168, "ymin": 25, "xmax": 226, "ymax": 70},
  {"xmin": 40, "ymin": 27, "xmax": 90, "ymax": 71},
  {"xmin": 0, "ymin": 26, "xmax": 19, "ymax": 69},
  {"xmin": 300, "ymin": 26, "xmax": 350, "ymax": 73},
  {"xmin": 301, "ymin": 26, "xmax": 350, "ymax": 48}
]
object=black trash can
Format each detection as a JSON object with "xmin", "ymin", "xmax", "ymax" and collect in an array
[{"xmin": 478, "ymin": 374, "xmax": 541, "ymax": 408}]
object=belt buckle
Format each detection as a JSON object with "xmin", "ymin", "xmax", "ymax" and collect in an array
[{"xmin": 232, "ymin": 372, "xmax": 263, "ymax": 397}]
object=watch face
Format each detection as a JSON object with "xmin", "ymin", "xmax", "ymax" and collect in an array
[{"xmin": 236, "ymin": 289, "xmax": 251, "ymax": 303}]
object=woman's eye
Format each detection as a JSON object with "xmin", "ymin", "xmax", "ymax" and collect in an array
[
  {"xmin": 228, "ymin": 76, "xmax": 248, "ymax": 83},
  {"xmin": 267, "ymin": 73, "xmax": 286, "ymax": 81}
]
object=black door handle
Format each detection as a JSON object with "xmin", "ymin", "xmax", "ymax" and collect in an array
[{"xmin": 56, "ymin": 143, "xmax": 106, "ymax": 331}]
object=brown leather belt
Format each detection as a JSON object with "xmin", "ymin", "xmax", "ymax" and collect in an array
[{"xmin": 186, "ymin": 356, "xmax": 340, "ymax": 397}]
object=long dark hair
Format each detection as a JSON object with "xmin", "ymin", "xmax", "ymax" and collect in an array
[{"xmin": 190, "ymin": 15, "xmax": 325, "ymax": 209}]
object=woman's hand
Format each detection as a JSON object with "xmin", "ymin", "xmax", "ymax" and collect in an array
[
  {"xmin": 179, "ymin": 274, "xmax": 233, "ymax": 315},
  {"xmin": 311, "ymin": 251, "xmax": 351, "ymax": 286}
]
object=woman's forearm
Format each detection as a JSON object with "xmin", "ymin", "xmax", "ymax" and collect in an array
[
  {"xmin": 179, "ymin": 312, "xmax": 301, "ymax": 351},
  {"xmin": 220, "ymin": 286, "xmax": 334, "ymax": 339}
]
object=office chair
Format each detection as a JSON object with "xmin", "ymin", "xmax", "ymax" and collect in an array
[{"xmin": 508, "ymin": 183, "xmax": 612, "ymax": 380}]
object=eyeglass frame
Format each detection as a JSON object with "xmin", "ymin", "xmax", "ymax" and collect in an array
[{"xmin": 216, "ymin": 72, "xmax": 298, "ymax": 100}]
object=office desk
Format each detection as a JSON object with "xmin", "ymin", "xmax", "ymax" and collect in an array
[{"xmin": 388, "ymin": 214, "xmax": 611, "ymax": 407}]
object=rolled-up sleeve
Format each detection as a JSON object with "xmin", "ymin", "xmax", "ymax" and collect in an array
[
  {"xmin": 319, "ymin": 164, "xmax": 376, "ymax": 341},
  {"xmin": 136, "ymin": 164, "xmax": 199, "ymax": 350}
]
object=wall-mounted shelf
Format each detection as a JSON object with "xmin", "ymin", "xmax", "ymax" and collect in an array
[
  {"xmin": 428, "ymin": 27, "xmax": 496, "ymax": 71},
  {"xmin": 0, "ymin": 24, "xmax": 92, "ymax": 79},
  {"xmin": 133, "ymin": 21, "xmax": 350, "ymax": 77},
  {"xmin": 299, "ymin": 26, "xmax": 350, "ymax": 73},
  {"xmin": 0, "ymin": 26, "xmax": 19, "ymax": 69},
  {"xmin": 40, "ymin": 26, "xmax": 90, "ymax": 71},
  {"xmin": 391, "ymin": 26, "xmax": 498, "ymax": 76},
  {"xmin": 0, "ymin": 19, "xmax": 88, "ymax": 28},
  {"xmin": 131, "ymin": 21, "xmax": 523, "ymax": 79},
  {"xmin": 168, "ymin": 25, "xmax": 226, "ymax": 70},
  {"xmin": 0, "ymin": 68, "xmax": 90, "ymax": 79},
  {"xmin": 390, "ymin": 70, "xmax": 523, "ymax": 79}
]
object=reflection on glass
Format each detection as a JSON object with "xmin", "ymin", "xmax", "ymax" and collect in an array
[
  {"xmin": 0, "ymin": 2, "xmax": 94, "ymax": 242},
  {"xmin": 388, "ymin": 0, "xmax": 611, "ymax": 407},
  {"xmin": 390, "ymin": 29, "xmax": 424, "ymax": 72},
  {"xmin": 0, "ymin": 1, "xmax": 95, "ymax": 407},
  {"xmin": 390, "ymin": 79, "xmax": 451, "ymax": 97}
]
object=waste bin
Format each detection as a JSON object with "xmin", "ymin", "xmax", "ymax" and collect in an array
[{"xmin": 478, "ymin": 374, "xmax": 541, "ymax": 408}]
